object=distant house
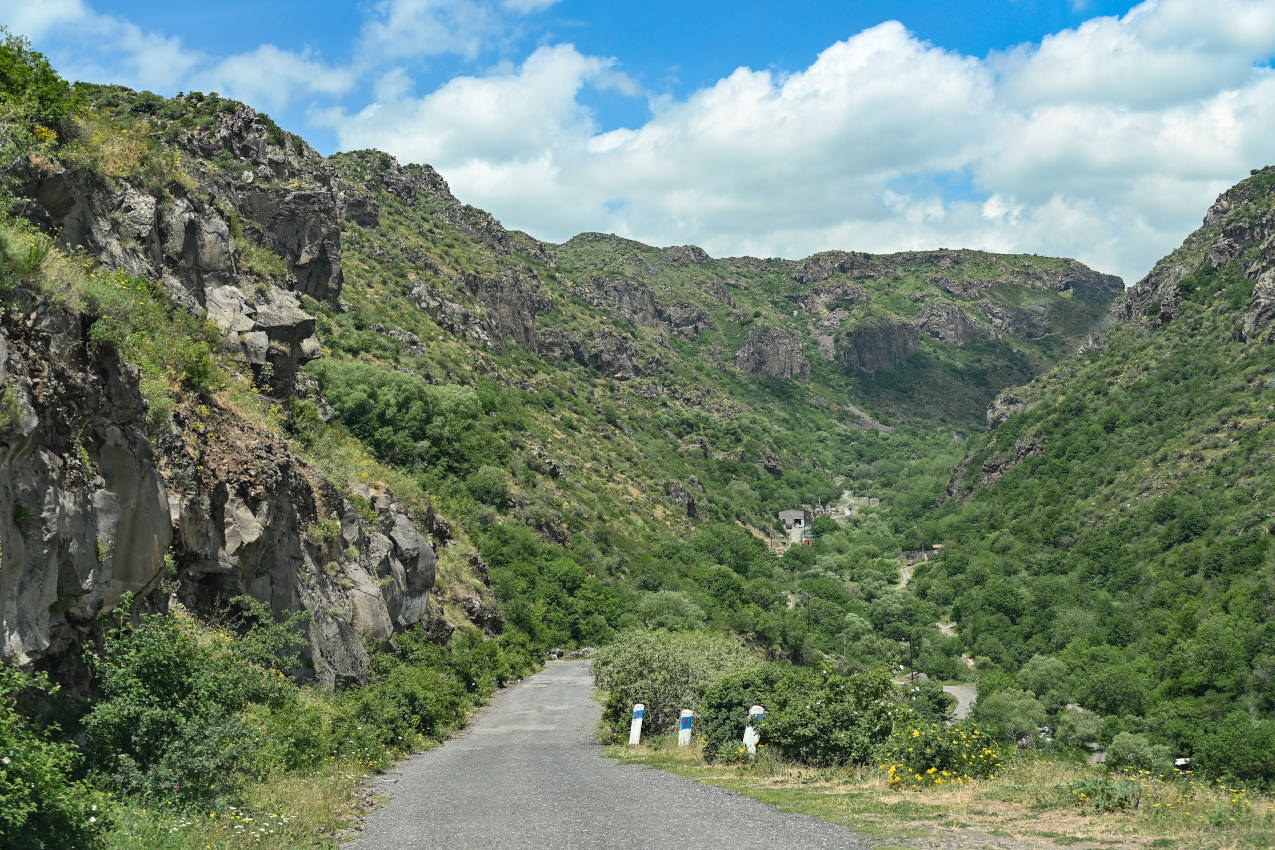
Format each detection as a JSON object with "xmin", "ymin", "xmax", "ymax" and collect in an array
[{"xmin": 779, "ymin": 509, "xmax": 813, "ymax": 529}]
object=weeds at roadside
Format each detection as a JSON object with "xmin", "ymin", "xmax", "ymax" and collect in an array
[{"xmin": 611, "ymin": 746, "xmax": 1275, "ymax": 849}]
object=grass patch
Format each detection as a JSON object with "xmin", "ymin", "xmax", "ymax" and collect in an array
[{"xmin": 611, "ymin": 747, "xmax": 1275, "ymax": 849}]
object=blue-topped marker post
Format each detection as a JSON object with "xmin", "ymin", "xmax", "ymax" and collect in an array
[
  {"xmin": 628, "ymin": 703, "xmax": 645, "ymax": 746},
  {"xmin": 677, "ymin": 709, "xmax": 694, "ymax": 748},
  {"xmin": 742, "ymin": 704, "xmax": 764, "ymax": 755}
]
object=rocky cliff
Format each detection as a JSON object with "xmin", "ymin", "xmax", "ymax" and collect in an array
[
  {"xmin": 734, "ymin": 325, "xmax": 810, "ymax": 379},
  {"xmin": 1118, "ymin": 166, "xmax": 1275, "ymax": 341},
  {"xmin": 0, "ymin": 285, "xmax": 437, "ymax": 684},
  {"xmin": 0, "ymin": 93, "xmax": 476, "ymax": 684},
  {"xmin": 836, "ymin": 317, "xmax": 919, "ymax": 376}
]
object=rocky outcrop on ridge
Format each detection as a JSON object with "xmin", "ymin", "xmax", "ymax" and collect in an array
[
  {"xmin": 1117, "ymin": 167, "xmax": 1275, "ymax": 335},
  {"xmin": 836, "ymin": 319, "xmax": 919, "ymax": 376},
  {"xmin": 916, "ymin": 300, "xmax": 993, "ymax": 345},
  {"xmin": 25, "ymin": 104, "xmax": 341, "ymax": 396},
  {"xmin": 734, "ymin": 325, "xmax": 810, "ymax": 379},
  {"xmin": 538, "ymin": 328, "xmax": 666, "ymax": 379}
]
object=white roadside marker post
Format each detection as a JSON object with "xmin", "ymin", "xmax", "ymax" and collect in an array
[
  {"xmin": 678, "ymin": 709, "xmax": 694, "ymax": 748},
  {"xmin": 629, "ymin": 703, "xmax": 645, "ymax": 746},
  {"xmin": 742, "ymin": 705, "xmax": 765, "ymax": 755}
]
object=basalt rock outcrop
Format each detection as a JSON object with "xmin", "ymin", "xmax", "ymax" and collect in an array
[
  {"xmin": 667, "ymin": 480, "xmax": 699, "ymax": 519},
  {"xmin": 0, "ymin": 293, "xmax": 170, "ymax": 668},
  {"xmin": 1118, "ymin": 168, "xmax": 1275, "ymax": 333},
  {"xmin": 734, "ymin": 325, "xmax": 810, "ymax": 379},
  {"xmin": 836, "ymin": 318, "xmax": 919, "ymax": 376},
  {"xmin": 330, "ymin": 150, "xmax": 554, "ymax": 267},
  {"xmin": 792, "ymin": 251, "xmax": 887, "ymax": 284},
  {"xmin": 538, "ymin": 328, "xmax": 666, "ymax": 379},
  {"xmin": 0, "ymin": 289, "xmax": 438, "ymax": 683},
  {"xmin": 24, "ymin": 103, "xmax": 341, "ymax": 395},
  {"xmin": 916, "ymin": 300, "xmax": 993, "ymax": 345}
]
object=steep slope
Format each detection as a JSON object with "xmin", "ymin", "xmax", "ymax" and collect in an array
[
  {"xmin": 919, "ymin": 168, "xmax": 1275, "ymax": 777},
  {"xmin": 3, "ymin": 77, "xmax": 1122, "ymax": 685},
  {"xmin": 2, "ymin": 85, "xmax": 494, "ymax": 685}
]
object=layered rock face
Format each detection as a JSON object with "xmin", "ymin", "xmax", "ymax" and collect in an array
[
  {"xmin": 2, "ymin": 104, "xmax": 451, "ymax": 684},
  {"xmin": 916, "ymin": 300, "xmax": 993, "ymax": 345},
  {"xmin": 0, "ymin": 294, "xmax": 169, "ymax": 668},
  {"xmin": 538, "ymin": 328, "xmax": 666, "ymax": 379}
]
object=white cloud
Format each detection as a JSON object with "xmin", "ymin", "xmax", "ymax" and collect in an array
[
  {"xmin": 321, "ymin": 0, "xmax": 1275, "ymax": 284},
  {"xmin": 325, "ymin": 44, "xmax": 614, "ymax": 163},
  {"xmin": 10, "ymin": 2, "xmax": 204, "ymax": 93},
  {"xmin": 500, "ymin": 0, "xmax": 560, "ymax": 12},
  {"xmin": 194, "ymin": 45, "xmax": 355, "ymax": 112},
  {"xmin": 0, "ymin": 0, "xmax": 87, "ymax": 40},
  {"xmin": 996, "ymin": 0, "xmax": 1275, "ymax": 108},
  {"xmin": 7, "ymin": 0, "xmax": 1275, "ymax": 284},
  {"xmin": 356, "ymin": 0, "xmax": 553, "ymax": 62}
]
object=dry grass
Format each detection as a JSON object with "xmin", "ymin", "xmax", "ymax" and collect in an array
[
  {"xmin": 611, "ymin": 743, "xmax": 1275, "ymax": 850},
  {"xmin": 105, "ymin": 763, "xmax": 365, "ymax": 850}
]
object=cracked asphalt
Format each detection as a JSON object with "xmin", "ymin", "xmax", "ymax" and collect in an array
[{"xmin": 349, "ymin": 660, "xmax": 872, "ymax": 850}]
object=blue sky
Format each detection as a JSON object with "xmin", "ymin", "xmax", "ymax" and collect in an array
[{"xmin": 5, "ymin": 1, "xmax": 1275, "ymax": 283}]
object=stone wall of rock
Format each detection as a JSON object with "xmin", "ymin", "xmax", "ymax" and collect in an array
[
  {"xmin": 0, "ymin": 293, "xmax": 170, "ymax": 669},
  {"xmin": 538, "ymin": 328, "xmax": 666, "ymax": 379},
  {"xmin": 25, "ymin": 105, "xmax": 338, "ymax": 396},
  {"xmin": 0, "ymin": 288, "xmax": 437, "ymax": 685},
  {"xmin": 734, "ymin": 325, "xmax": 810, "ymax": 379},
  {"xmin": 836, "ymin": 319, "xmax": 919, "ymax": 376},
  {"xmin": 916, "ymin": 300, "xmax": 993, "ymax": 345}
]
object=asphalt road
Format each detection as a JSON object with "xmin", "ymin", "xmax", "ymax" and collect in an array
[{"xmin": 349, "ymin": 660, "xmax": 872, "ymax": 850}]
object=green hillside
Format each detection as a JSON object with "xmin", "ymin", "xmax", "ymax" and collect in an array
[
  {"xmin": 917, "ymin": 167, "xmax": 1275, "ymax": 780},
  {"xmin": 2, "ymin": 34, "xmax": 1274, "ymax": 850}
]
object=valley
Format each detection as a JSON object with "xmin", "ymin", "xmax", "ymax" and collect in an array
[{"xmin": 0, "ymin": 33, "xmax": 1272, "ymax": 849}]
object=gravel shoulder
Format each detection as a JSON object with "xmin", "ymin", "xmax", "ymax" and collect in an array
[{"xmin": 348, "ymin": 661, "xmax": 872, "ymax": 850}]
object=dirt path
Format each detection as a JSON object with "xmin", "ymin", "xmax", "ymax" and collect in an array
[
  {"xmin": 944, "ymin": 683, "xmax": 977, "ymax": 720},
  {"xmin": 897, "ymin": 561, "xmax": 915, "ymax": 589}
]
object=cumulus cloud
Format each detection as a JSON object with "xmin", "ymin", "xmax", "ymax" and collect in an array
[
  {"xmin": 7, "ymin": 0, "xmax": 1275, "ymax": 283},
  {"xmin": 193, "ymin": 46, "xmax": 355, "ymax": 112},
  {"xmin": 321, "ymin": 0, "xmax": 1275, "ymax": 283},
  {"xmin": 356, "ymin": 0, "xmax": 558, "ymax": 62}
]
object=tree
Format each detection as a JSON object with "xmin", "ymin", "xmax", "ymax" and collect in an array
[{"xmin": 0, "ymin": 30, "xmax": 77, "ymax": 126}]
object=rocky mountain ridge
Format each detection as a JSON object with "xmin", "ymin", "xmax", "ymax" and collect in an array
[
  {"xmin": 1, "ymin": 90, "xmax": 500, "ymax": 684},
  {"xmin": 2, "ymin": 82, "xmax": 1124, "ymax": 681}
]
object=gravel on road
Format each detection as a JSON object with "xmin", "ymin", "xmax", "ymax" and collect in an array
[{"xmin": 349, "ymin": 660, "xmax": 872, "ymax": 850}]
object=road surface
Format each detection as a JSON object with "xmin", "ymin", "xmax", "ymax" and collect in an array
[{"xmin": 350, "ymin": 661, "xmax": 871, "ymax": 850}]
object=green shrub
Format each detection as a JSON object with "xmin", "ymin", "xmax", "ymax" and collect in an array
[
  {"xmin": 1104, "ymin": 731, "xmax": 1174, "ymax": 776},
  {"xmin": 971, "ymin": 687, "xmax": 1047, "ymax": 743},
  {"xmin": 1055, "ymin": 708, "xmax": 1102, "ymax": 747},
  {"xmin": 763, "ymin": 667, "xmax": 914, "ymax": 767},
  {"xmin": 0, "ymin": 224, "xmax": 52, "ymax": 290},
  {"xmin": 467, "ymin": 465, "xmax": 510, "ymax": 506},
  {"xmin": 1060, "ymin": 775, "xmax": 1142, "ymax": 812},
  {"xmin": 1194, "ymin": 714, "xmax": 1275, "ymax": 786},
  {"xmin": 0, "ymin": 666, "xmax": 107, "ymax": 850},
  {"xmin": 697, "ymin": 663, "xmax": 791, "ymax": 761},
  {"xmin": 700, "ymin": 664, "xmax": 915, "ymax": 766},
  {"xmin": 878, "ymin": 720, "xmax": 1003, "ymax": 787},
  {"xmin": 592, "ymin": 629, "xmax": 760, "ymax": 739},
  {"xmin": 81, "ymin": 610, "xmax": 268, "ymax": 804},
  {"xmin": 330, "ymin": 667, "xmax": 458, "ymax": 763}
]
